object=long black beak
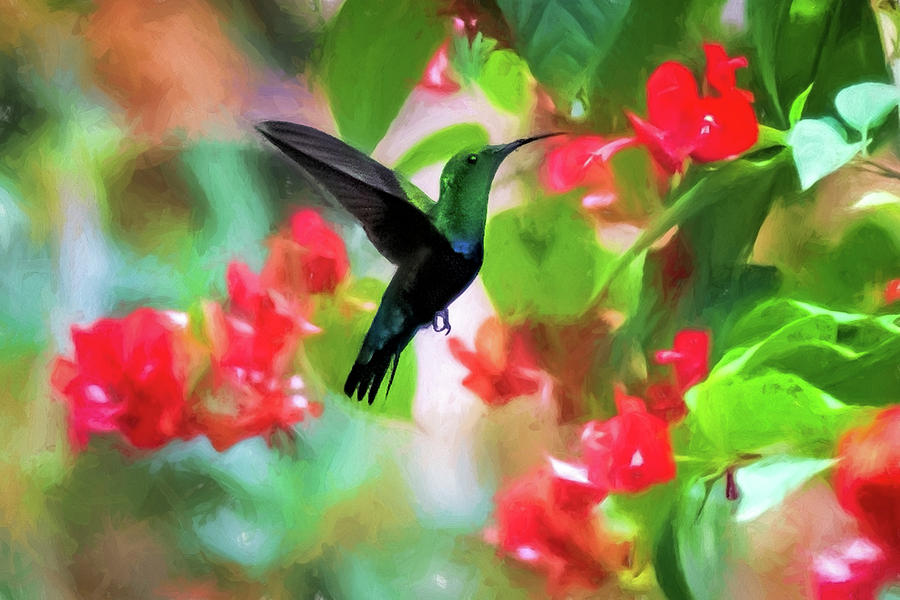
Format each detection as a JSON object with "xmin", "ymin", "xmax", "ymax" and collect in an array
[{"xmin": 495, "ymin": 132, "xmax": 566, "ymax": 158}]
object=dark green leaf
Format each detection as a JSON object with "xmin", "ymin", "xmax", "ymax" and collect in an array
[
  {"xmin": 319, "ymin": 0, "xmax": 446, "ymax": 153},
  {"xmin": 495, "ymin": 0, "xmax": 631, "ymax": 105}
]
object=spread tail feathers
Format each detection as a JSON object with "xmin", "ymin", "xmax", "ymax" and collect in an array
[{"xmin": 344, "ymin": 344, "xmax": 404, "ymax": 405}]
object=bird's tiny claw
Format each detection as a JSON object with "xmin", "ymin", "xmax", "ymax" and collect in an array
[{"xmin": 432, "ymin": 308, "xmax": 451, "ymax": 335}]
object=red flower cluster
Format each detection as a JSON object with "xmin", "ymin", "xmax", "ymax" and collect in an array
[
  {"xmin": 51, "ymin": 210, "xmax": 349, "ymax": 453},
  {"xmin": 487, "ymin": 460, "xmax": 629, "ymax": 596},
  {"xmin": 625, "ymin": 43, "xmax": 758, "ymax": 173},
  {"xmin": 580, "ymin": 388, "xmax": 677, "ymax": 493},
  {"xmin": 541, "ymin": 43, "xmax": 758, "ymax": 190},
  {"xmin": 645, "ymin": 329, "xmax": 710, "ymax": 423},
  {"xmin": 448, "ymin": 317, "xmax": 545, "ymax": 406},
  {"xmin": 819, "ymin": 406, "xmax": 900, "ymax": 596}
]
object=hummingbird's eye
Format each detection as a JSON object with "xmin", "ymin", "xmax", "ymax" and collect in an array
[{"xmin": 467, "ymin": 154, "xmax": 478, "ymax": 164}]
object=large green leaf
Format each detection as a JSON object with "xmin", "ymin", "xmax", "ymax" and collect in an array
[
  {"xmin": 303, "ymin": 278, "xmax": 417, "ymax": 420},
  {"xmin": 722, "ymin": 299, "xmax": 900, "ymax": 405},
  {"xmin": 746, "ymin": 0, "xmax": 887, "ymax": 129},
  {"xmin": 482, "ymin": 199, "xmax": 612, "ymax": 322},
  {"xmin": 495, "ymin": 0, "xmax": 631, "ymax": 105},
  {"xmin": 319, "ymin": 0, "xmax": 446, "ymax": 153},
  {"xmin": 684, "ymin": 369, "xmax": 853, "ymax": 459}
]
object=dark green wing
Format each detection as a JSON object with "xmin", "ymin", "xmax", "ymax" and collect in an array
[{"xmin": 257, "ymin": 120, "xmax": 441, "ymax": 264}]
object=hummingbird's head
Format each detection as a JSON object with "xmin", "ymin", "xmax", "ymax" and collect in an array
[{"xmin": 439, "ymin": 132, "xmax": 564, "ymax": 196}]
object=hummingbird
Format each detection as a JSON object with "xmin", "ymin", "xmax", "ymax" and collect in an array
[{"xmin": 256, "ymin": 121, "xmax": 559, "ymax": 404}]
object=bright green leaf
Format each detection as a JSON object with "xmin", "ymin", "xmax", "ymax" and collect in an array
[
  {"xmin": 722, "ymin": 299, "xmax": 900, "ymax": 405},
  {"xmin": 482, "ymin": 200, "xmax": 611, "ymax": 321},
  {"xmin": 789, "ymin": 83, "xmax": 814, "ymax": 126},
  {"xmin": 477, "ymin": 49, "xmax": 533, "ymax": 114},
  {"xmin": 787, "ymin": 119, "xmax": 861, "ymax": 190},
  {"xmin": 835, "ymin": 82, "xmax": 900, "ymax": 133},
  {"xmin": 496, "ymin": 0, "xmax": 631, "ymax": 104},
  {"xmin": 320, "ymin": 0, "xmax": 445, "ymax": 153},
  {"xmin": 685, "ymin": 369, "xmax": 852, "ymax": 458},
  {"xmin": 393, "ymin": 124, "xmax": 489, "ymax": 177},
  {"xmin": 734, "ymin": 455, "xmax": 835, "ymax": 522}
]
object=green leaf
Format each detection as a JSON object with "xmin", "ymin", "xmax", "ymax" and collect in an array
[
  {"xmin": 787, "ymin": 119, "xmax": 861, "ymax": 190},
  {"xmin": 788, "ymin": 83, "xmax": 814, "ymax": 127},
  {"xmin": 835, "ymin": 82, "xmax": 900, "ymax": 134},
  {"xmin": 685, "ymin": 369, "xmax": 852, "ymax": 458},
  {"xmin": 746, "ymin": 0, "xmax": 887, "ymax": 129},
  {"xmin": 495, "ymin": 0, "xmax": 631, "ymax": 104},
  {"xmin": 734, "ymin": 455, "xmax": 834, "ymax": 522},
  {"xmin": 319, "ymin": 0, "xmax": 445, "ymax": 153},
  {"xmin": 393, "ymin": 124, "xmax": 490, "ymax": 177},
  {"xmin": 723, "ymin": 299, "xmax": 900, "ymax": 405},
  {"xmin": 477, "ymin": 49, "xmax": 533, "ymax": 114},
  {"xmin": 482, "ymin": 200, "xmax": 612, "ymax": 321},
  {"xmin": 303, "ymin": 278, "xmax": 417, "ymax": 420}
]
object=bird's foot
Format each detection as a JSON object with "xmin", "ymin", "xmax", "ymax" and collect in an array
[{"xmin": 432, "ymin": 308, "xmax": 451, "ymax": 335}]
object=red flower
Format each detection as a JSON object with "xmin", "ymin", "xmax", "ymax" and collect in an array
[
  {"xmin": 655, "ymin": 329, "xmax": 710, "ymax": 391},
  {"xmin": 642, "ymin": 329, "xmax": 710, "ymax": 423},
  {"xmin": 193, "ymin": 301, "xmax": 321, "ymax": 452},
  {"xmin": 539, "ymin": 136, "xmax": 620, "ymax": 209},
  {"xmin": 811, "ymin": 537, "xmax": 898, "ymax": 600},
  {"xmin": 448, "ymin": 317, "xmax": 544, "ymax": 406},
  {"xmin": 626, "ymin": 44, "xmax": 758, "ymax": 173},
  {"xmin": 885, "ymin": 279, "xmax": 900, "ymax": 305},
  {"xmin": 580, "ymin": 388, "xmax": 676, "ymax": 493},
  {"xmin": 418, "ymin": 41, "xmax": 460, "ymax": 94},
  {"xmin": 51, "ymin": 308, "xmax": 195, "ymax": 450},
  {"xmin": 289, "ymin": 209, "xmax": 350, "ymax": 294},
  {"xmin": 833, "ymin": 406, "xmax": 900, "ymax": 555},
  {"xmin": 487, "ymin": 463, "xmax": 627, "ymax": 596}
]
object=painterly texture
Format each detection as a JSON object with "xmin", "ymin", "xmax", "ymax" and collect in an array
[{"xmin": 2, "ymin": 1, "xmax": 900, "ymax": 599}]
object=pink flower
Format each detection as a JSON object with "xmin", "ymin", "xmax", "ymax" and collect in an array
[
  {"xmin": 811, "ymin": 537, "xmax": 898, "ymax": 600},
  {"xmin": 418, "ymin": 41, "xmax": 460, "ymax": 94}
]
